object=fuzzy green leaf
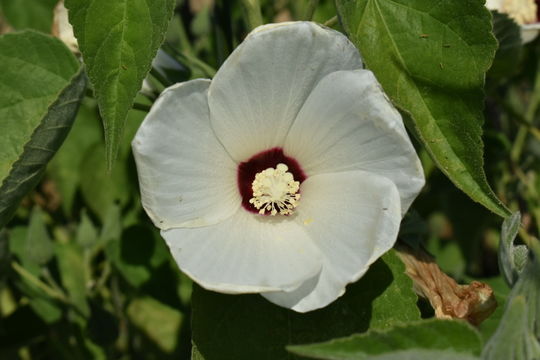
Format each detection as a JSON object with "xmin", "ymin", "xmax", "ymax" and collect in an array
[
  {"xmin": 65, "ymin": 0, "xmax": 175, "ymax": 168},
  {"xmin": 499, "ymin": 212, "xmax": 528, "ymax": 286},
  {"xmin": 288, "ymin": 319, "xmax": 482, "ymax": 360},
  {"xmin": 481, "ymin": 296, "xmax": 540, "ymax": 360},
  {"xmin": 336, "ymin": 0, "xmax": 510, "ymax": 218}
]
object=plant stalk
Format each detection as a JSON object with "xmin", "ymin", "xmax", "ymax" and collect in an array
[{"xmin": 241, "ymin": 0, "xmax": 263, "ymax": 31}]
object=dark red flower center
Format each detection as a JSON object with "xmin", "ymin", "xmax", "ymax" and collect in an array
[{"xmin": 237, "ymin": 147, "xmax": 307, "ymax": 214}]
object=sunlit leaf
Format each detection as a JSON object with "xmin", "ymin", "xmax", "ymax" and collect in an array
[
  {"xmin": 336, "ymin": 0, "xmax": 510, "ymax": 218},
  {"xmin": 65, "ymin": 0, "xmax": 175, "ymax": 168},
  {"xmin": 0, "ymin": 31, "xmax": 85, "ymax": 228}
]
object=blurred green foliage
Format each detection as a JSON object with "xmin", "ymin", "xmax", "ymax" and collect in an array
[{"xmin": 0, "ymin": 0, "xmax": 540, "ymax": 359}]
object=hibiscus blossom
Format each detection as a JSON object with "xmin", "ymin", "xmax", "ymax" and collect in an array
[{"xmin": 132, "ymin": 22, "xmax": 425, "ymax": 312}]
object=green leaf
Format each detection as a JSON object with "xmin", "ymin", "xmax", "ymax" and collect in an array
[
  {"xmin": 79, "ymin": 106, "xmax": 144, "ymax": 221},
  {"xmin": 127, "ymin": 296, "xmax": 184, "ymax": 353},
  {"xmin": 106, "ymin": 225, "xmax": 168, "ymax": 288},
  {"xmin": 483, "ymin": 243, "xmax": 540, "ymax": 359},
  {"xmin": 76, "ymin": 209, "xmax": 99, "ymax": 249},
  {"xmin": 509, "ymin": 243, "xmax": 540, "ymax": 340},
  {"xmin": 26, "ymin": 207, "xmax": 55, "ymax": 266},
  {"xmin": 0, "ymin": 31, "xmax": 85, "ymax": 228},
  {"xmin": 336, "ymin": 0, "xmax": 510, "ymax": 218},
  {"xmin": 56, "ymin": 242, "xmax": 90, "ymax": 317},
  {"xmin": 65, "ymin": 0, "xmax": 175, "ymax": 168},
  {"xmin": 48, "ymin": 100, "xmax": 102, "ymax": 215},
  {"xmin": 192, "ymin": 250, "xmax": 420, "ymax": 360},
  {"xmin": 289, "ymin": 319, "xmax": 482, "ymax": 360},
  {"xmin": 499, "ymin": 212, "xmax": 528, "ymax": 286},
  {"xmin": 0, "ymin": 0, "xmax": 57, "ymax": 32},
  {"xmin": 80, "ymin": 143, "xmax": 131, "ymax": 221},
  {"xmin": 481, "ymin": 296, "xmax": 540, "ymax": 360},
  {"xmin": 8, "ymin": 226, "xmax": 38, "ymax": 276}
]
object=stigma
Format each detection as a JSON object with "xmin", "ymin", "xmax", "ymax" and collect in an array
[{"xmin": 249, "ymin": 163, "xmax": 301, "ymax": 216}]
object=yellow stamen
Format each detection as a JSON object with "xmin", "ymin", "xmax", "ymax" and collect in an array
[{"xmin": 249, "ymin": 163, "xmax": 300, "ymax": 216}]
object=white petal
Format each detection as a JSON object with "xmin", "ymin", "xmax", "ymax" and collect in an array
[
  {"xmin": 208, "ymin": 21, "xmax": 363, "ymax": 162},
  {"xmin": 162, "ymin": 209, "xmax": 322, "ymax": 293},
  {"xmin": 485, "ymin": 0, "xmax": 503, "ymax": 11},
  {"xmin": 263, "ymin": 170, "xmax": 401, "ymax": 312},
  {"xmin": 284, "ymin": 70, "xmax": 424, "ymax": 214},
  {"xmin": 521, "ymin": 23, "xmax": 540, "ymax": 43},
  {"xmin": 132, "ymin": 80, "xmax": 240, "ymax": 230}
]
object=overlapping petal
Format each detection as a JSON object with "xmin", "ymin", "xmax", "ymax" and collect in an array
[
  {"xmin": 162, "ymin": 209, "xmax": 322, "ymax": 293},
  {"xmin": 132, "ymin": 80, "xmax": 240, "ymax": 230},
  {"xmin": 208, "ymin": 21, "xmax": 363, "ymax": 162},
  {"xmin": 284, "ymin": 69, "xmax": 424, "ymax": 214},
  {"xmin": 262, "ymin": 170, "xmax": 401, "ymax": 312}
]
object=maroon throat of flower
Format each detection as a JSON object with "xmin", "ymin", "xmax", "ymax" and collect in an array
[{"xmin": 237, "ymin": 147, "xmax": 307, "ymax": 215}]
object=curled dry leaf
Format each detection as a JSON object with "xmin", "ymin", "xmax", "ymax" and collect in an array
[{"xmin": 396, "ymin": 243, "xmax": 497, "ymax": 326}]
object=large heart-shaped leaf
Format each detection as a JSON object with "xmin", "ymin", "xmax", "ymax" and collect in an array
[
  {"xmin": 65, "ymin": 0, "xmax": 175, "ymax": 168},
  {"xmin": 336, "ymin": 0, "xmax": 510, "ymax": 218},
  {"xmin": 0, "ymin": 30, "xmax": 86, "ymax": 228}
]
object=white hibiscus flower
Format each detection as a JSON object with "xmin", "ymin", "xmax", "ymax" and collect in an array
[{"xmin": 132, "ymin": 22, "xmax": 425, "ymax": 313}]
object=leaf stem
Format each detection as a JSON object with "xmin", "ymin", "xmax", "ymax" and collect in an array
[
  {"xmin": 303, "ymin": 0, "xmax": 319, "ymax": 20},
  {"xmin": 241, "ymin": 0, "xmax": 263, "ymax": 31},
  {"xmin": 511, "ymin": 64, "xmax": 540, "ymax": 162},
  {"xmin": 175, "ymin": 11, "xmax": 195, "ymax": 55}
]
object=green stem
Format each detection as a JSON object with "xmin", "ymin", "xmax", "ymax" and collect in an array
[
  {"xmin": 179, "ymin": 52, "xmax": 217, "ymax": 78},
  {"xmin": 324, "ymin": 15, "xmax": 338, "ymax": 27},
  {"xmin": 303, "ymin": 0, "xmax": 319, "ymax": 20},
  {"xmin": 511, "ymin": 65, "xmax": 540, "ymax": 162},
  {"xmin": 499, "ymin": 97, "xmax": 540, "ymax": 142},
  {"xmin": 175, "ymin": 12, "xmax": 194, "ymax": 55},
  {"xmin": 241, "ymin": 0, "xmax": 263, "ymax": 31},
  {"xmin": 12, "ymin": 262, "xmax": 67, "ymax": 302}
]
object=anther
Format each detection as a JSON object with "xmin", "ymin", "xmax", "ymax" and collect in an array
[{"xmin": 249, "ymin": 163, "xmax": 300, "ymax": 216}]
